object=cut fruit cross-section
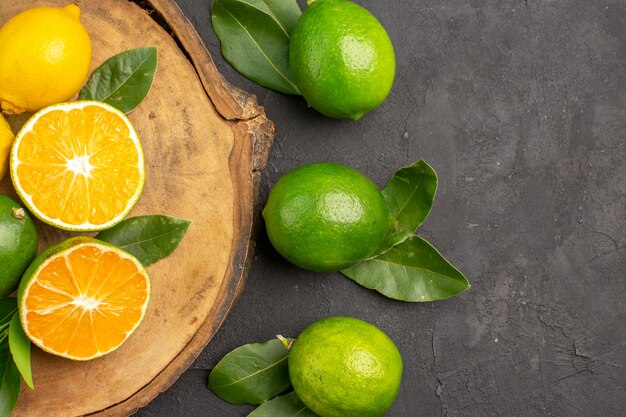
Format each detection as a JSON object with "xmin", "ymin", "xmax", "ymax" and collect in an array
[
  {"xmin": 18, "ymin": 237, "xmax": 151, "ymax": 361},
  {"xmin": 10, "ymin": 101, "xmax": 145, "ymax": 231}
]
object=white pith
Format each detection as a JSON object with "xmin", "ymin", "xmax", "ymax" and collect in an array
[{"xmin": 66, "ymin": 154, "xmax": 95, "ymax": 178}]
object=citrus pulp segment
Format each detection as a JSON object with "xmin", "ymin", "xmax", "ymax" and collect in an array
[
  {"xmin": 18, "ymin": 237, "xmax": 150, "ymax": 361},
  {"xmin": 10, "ymin": 101, "xmax": 145, "ymax": 231}
]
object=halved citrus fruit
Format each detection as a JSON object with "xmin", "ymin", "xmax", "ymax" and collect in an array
[
  {"xmin": 10, "ymin": 100, "xmax": 145, "ymax": 231},
  {"xmin": 18, "ymin": 237, "xmax": 151, "ymax": 361}
]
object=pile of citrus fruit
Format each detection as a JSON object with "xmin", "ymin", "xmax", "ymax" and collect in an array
[
  {"xmin": 0, "ymin": 5, "xmax": 149, "ymax": 363},
  {"xmin": 1, "ymin": 1, "xmax": 440, "ymax": 416},
  {"xmin": 210, "ymin": 1, "xmax": 412, "ymax": 416}
]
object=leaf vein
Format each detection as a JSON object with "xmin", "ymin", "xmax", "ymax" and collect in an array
[
  {"xmin": 392, "ymin": 173, "xmax": 424, "ymax": 219},
  {"xmin": 261, "ymin": 0, "xmax": 291, "ymax": 37},
  {"xmin": 211, "ymin": 355, "xmax": 288, "ymax": 389},
  {"xmin": 115, "ymin": 224, "xmax": 188, "ymax": 249},
  {"xmin": 96, "ymin": 52, "xmax": 155, "ymax": 103},
  {"xmin": 293, "ymin": 406, "xmax": 309, "ymax": 416},
  {"xmin": 369, "ymin": 257, "xmax": 461, "ymax": 282},
  {"xmin": 221, "ymin": 7, "xmax": 300, "ymax": 93}
]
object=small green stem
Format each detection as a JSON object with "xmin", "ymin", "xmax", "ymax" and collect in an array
[{"xmin": 307, "ymin": 0, "xmax": 317, "ymax": 5}]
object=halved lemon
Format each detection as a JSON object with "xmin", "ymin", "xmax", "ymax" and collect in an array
[
  {"xmin": 18, "ymin": 237, "xmax": 151, "ymax": 361},
  {"xmin": 10, "ymin": 101, "xmax": 145, "ymax": 231}
]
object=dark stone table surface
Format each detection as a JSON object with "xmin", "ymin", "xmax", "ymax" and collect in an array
[{"xmin": 137, "ymin": 1, "xmax": 625, "ymax": 416}]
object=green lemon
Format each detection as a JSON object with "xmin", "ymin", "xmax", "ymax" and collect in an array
[
  {"xmin": 262, "ymin": 163, "xmax": 392, "ymax": 272},
  {"xmin": 289, "ymin": 316, "xmax": 403, "ymax": 417},
  {"xmin": 0, "ymin": 195, "xmax": 38, "ymax": 297},
  {"xmin": 289, "ymin": 0, "xmax": 396, "ymax": 120}
]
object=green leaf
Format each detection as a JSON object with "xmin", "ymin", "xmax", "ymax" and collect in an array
[
  {"xmin": 0, "ymin": 343, "xmax": 20, "ymax": 417},
  {"xmin": 342, "ymin": 235, "xmax": 470, "ymax": 302},
  {"xmin": 96, "ymin": 215, "xmax": 191, "ymax": 267},
  {"xmin": 0, "ymin": 300, "xmax": 16, "ymax": 329},
  {"xmin": 208, "ymin": 339, "xmax": 291, "ymax": 405},
  {"xmin": 9, "ymin": 314, "xmax": 32, "ymax": 390},
  {"xmin": 212, "ymin": 0, "xmax": 301, "ymax": 95},
  {"xmin": 382, "ymin": 160, "xmax": 438, "ymax": 249},
  {"xmin": 78, "ymin": 47, "xmax": 158, "ymax": 113},
  {"xmin": 249, "ymin": 0, "xmax": 302, "ymax": 34},
  {"xmin": 248, "ymin": 391, "xmax": 318, "ymax": 416}
]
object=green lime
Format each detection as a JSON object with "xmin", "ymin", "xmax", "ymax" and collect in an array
[
  {"xmin": 289, "ymin": 0, "xmax": 396, "ymax": 120},
  {"xmin": 289, "ymin": 316, "xmax": 403, "ymax": 417},
  {"xmin": 262, "ymin": 163, "xmax": 392, "ymax": 272},
  {"xmin": 0, "ymin": 195, "xmax": 38, "ymax": 297}
]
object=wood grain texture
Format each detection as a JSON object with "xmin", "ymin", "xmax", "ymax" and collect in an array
[{"xmin": 0, "ymin": 0, "xmax": 273, "ymax": 415}]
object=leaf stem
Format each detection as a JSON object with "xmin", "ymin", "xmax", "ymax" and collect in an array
[{"xmin": 276, "ymin": 335, "xmax": 294, "ymax": 351}]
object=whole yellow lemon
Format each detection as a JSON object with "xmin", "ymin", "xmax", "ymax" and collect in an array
[
  {"xmin": 0, "ymin": 5, "xmax": 91, "ymax": 114},
  {"xmin": 0, "ymin": 113, "xmax": 13, "ymax": 181}
]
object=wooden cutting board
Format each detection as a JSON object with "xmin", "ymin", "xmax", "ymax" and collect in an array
[{"xmin": 0, "ymin": 0, "xmax": 273, "ymax": 415}]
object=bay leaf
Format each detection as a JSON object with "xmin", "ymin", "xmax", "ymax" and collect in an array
[
  {"xmin": 246, "ymin": 0, "xmax": 301, "ymax": 34},
  {"xmin": 342, "ymin": 235, "xmax": 470, "ymax": 302},
  {"xmin": 78, "ymin": 47, "xmax": 158, "ymax": 113},
  {"xmin": 208, "ymin": 339, "xmax": 291, "ymax": 405},
  {"xmin": 212, "ymin": 0, "xmax": 301, "ymax": 95},
  {"xmin": 0, "ymin": 343, "xmax": 20, "ymax": 417},
  {"xmin": 248, "ymin": 391, "xmax": 318, "ymax": 416},
  {"xmin": 382, "ymin": 159, "xmax": 437, "ymax": 250},
  {"xmin": 8, "ymin": 314, "xmax": 32, "ymax": 390},
  {"xmin": 0, "ymin": 300, "xmax": 16, "ymax": 328},
  {"xmin": 96, "ymin": 215, "xmax": 191, "ymax": 267}
]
